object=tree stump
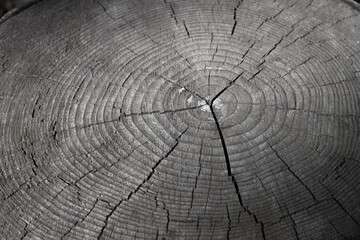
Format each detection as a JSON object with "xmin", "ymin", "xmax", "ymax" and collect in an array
[{"xmin": 1, "ymin": 0, "xmax": 360, "ymax": 239}]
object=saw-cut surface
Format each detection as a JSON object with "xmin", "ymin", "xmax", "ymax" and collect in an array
[{"xmin": 1, "ymin": 0, "xmax": 360, "ymax": 239}]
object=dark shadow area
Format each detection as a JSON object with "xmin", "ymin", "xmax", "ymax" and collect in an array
[{"xmin": 0, "ymin": 0, "xmax": 32, "ymax": 17}]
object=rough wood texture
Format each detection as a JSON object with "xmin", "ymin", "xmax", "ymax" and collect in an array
[{"xmin": 1, "ymin": 0, "xmax": 360, "ymax": 239}]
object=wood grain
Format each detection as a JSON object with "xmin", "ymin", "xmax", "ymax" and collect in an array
[{"xmin": 0, "ymin": 0, "xmax": 360, "ymax": 239}]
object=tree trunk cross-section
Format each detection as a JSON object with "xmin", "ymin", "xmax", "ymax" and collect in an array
[{"xmin": 0, "ymin": 0, "xmax": 360, "ymax": 239}]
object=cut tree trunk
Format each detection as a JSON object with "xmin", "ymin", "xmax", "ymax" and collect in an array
[{"xmin": 1, "ymin": 0, "xmax": 360, "ymax": 239}]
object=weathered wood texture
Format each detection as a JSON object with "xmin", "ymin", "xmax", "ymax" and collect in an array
[{"xmin": 1, "ymin": 0, "xmax": 360, "ymax": 239}]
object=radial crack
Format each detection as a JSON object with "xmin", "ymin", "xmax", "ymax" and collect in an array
[
  {"xmin": 289, "ymin": 215, "xmax": 300, "ymax": 240},
  {"xmin": 119, "ymin": 16, "xmax": 160, "ymax": 46},
  {"xmin": 163, "ymin": 200, "xmax": 170, "ymax": 233},
  {"xmin": 169, "ymin": 3, "xmax": 178, "ymax": 24},
  {"xmin": 19, "ymin": 224, "xmax": 29, "ymax": 240},
  {"xmin": 60, "ymin": 196, "xmax": 100, "ymax": 240},
  {"xmin": 188, "ymin": 145, "xmax": 203, "ymax": 217},
  {"xmin": 242, "ymin": 42, "xmax": 256, "ymax": 59},
  {"xmin": 284, "ymin": 22, "xmax": 324, "ymax": 48},
  {"xmin": 209, "ymin": 98, "xmax": 266, "ymax": 240},
  {"xmin": 247, "ymin": 69, "xmax": 262, "ymax": 81},
  {"xmin": 255, "ymin": 8, "xmax": 285, "ymax": 33},
  {"xmin": 58, "ymin": 105, "xmax": 204, "ymax": 133},
  {"xmin": 212, "ymin": 72, "xmax": 244, "ymax": 103},
  {"xmin": 320, "ymin": 182, "xmax": 360, "ymax": 228},
  {"xmin": 93, "ymin": 0, "xmax": 115, "ymax": 20},
  {"xmin": 231, "ymin": 1, "xmax": 242, "ymax": 35},
  {"xmin": 267, "ymin": 197, "xmax": 333, "ymax": 225},
  {"xmin": 209, "ymin": 104, "xmax": 231, "ymax": 176},
  {"xmin": 261, "ymin": 14, "xmax": 307, "ymax": 59},
  {"xmin": 123, "ymin": 105, "xmax": 205, "ymax": 117},
  {"xmin": 268, "ymin": 143, "xmax": 317, "ymax": 202},
  {"xmin": 183, "ymin": 20, "xmax": 191, "ymax": 38}
]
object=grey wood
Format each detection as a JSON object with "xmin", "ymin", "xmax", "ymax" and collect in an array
[{"xmin": 1, "ymin": 0, "xmax": 360, "ymax": 239}]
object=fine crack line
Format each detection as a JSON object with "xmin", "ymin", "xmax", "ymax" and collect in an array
[
  {"xmin": 123, "ymin": 105, "xmax": 205, "ymax": 117},
  {"xmin": 60, "ymin": 195, "xmax": 101, "ymax": 239},
  {"xmin": 268, "ymin": 143, "xmax": 318, "ymax": 202},
  {"xmin": 163, "ymin": 199, "xmax": 171, "ymax": 233},
  {"xmin": 283, "ymin": 204, "xmax": 300, "ymax": 240},
  {"xmin": 266, "ymin": 197, "xmax": 333, "ymax": 225},
  {"xmin": 154, "ymin": 73, "xmax": 208, "ymax": 102},
  {"xmin": 57, "ymin": 105, "xmax": 204, "ymax": 133},
  {"xmin": 3, "ymin": 174, "xmax": 55, "ymax": 202},
  {"xmin": 203, "ymin": 169, "xmax": 212, "ymax": 215},
  {"xmin": 94, "ymin": 0, "xmax": 115, "ymax": 20},
  {"xmin": 327, "ymin": 217, "xmax": 346, "ymax": 238},
  {"xmin": 301, "ymin": 78, "xmax": 359, "ymax": 89},
  {"xmin": 280, "ymin": 56, "xmax": 315, "ymax": 79},
  {"xmin": 320, "ymin": 157, "xmax": 348, "ymax": 182},
  {"xmin": 188, "ymin": 144, "xmax": 203, "ymax": 217},
  {"xmin": 289, "ymin": 214, "xmax": 300, "ymax": 240},
  {"xmin": 334, "ymin": 201, "xmax": 360, "ymax": 227},
  {"xmin": 97, "ymin": 129, "xmax": 187, "ymax": 239},
  {"xmin": 3, "ymin": 70, "xmax": 77, "ymax": 88},
  {"xmin": 319, "ymin": 181, "xmax": 360, "ymax": 228},
  {"xmin": 118, "ymin": 16, "xmax": 161, "ymax": 46},
  {"xmin": 210, "ymin": 101, "xmax": 359, "ymax": 119},
  {"xmin": 226, "ymin": 206, "xmax": 231, "ymax": 240},
  {"xmin": 284, "ymin": 21, "xmax": 324, "ymax": 48}
]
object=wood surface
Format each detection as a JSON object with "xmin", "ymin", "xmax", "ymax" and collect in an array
[{"xmin": 1, "ymin": 0, "xmax": 360, "ymax": 239}]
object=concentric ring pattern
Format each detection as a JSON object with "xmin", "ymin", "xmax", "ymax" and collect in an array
[{"xmin": 1, "ymin": 0, "xmax": 360, "ymax": 239}]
